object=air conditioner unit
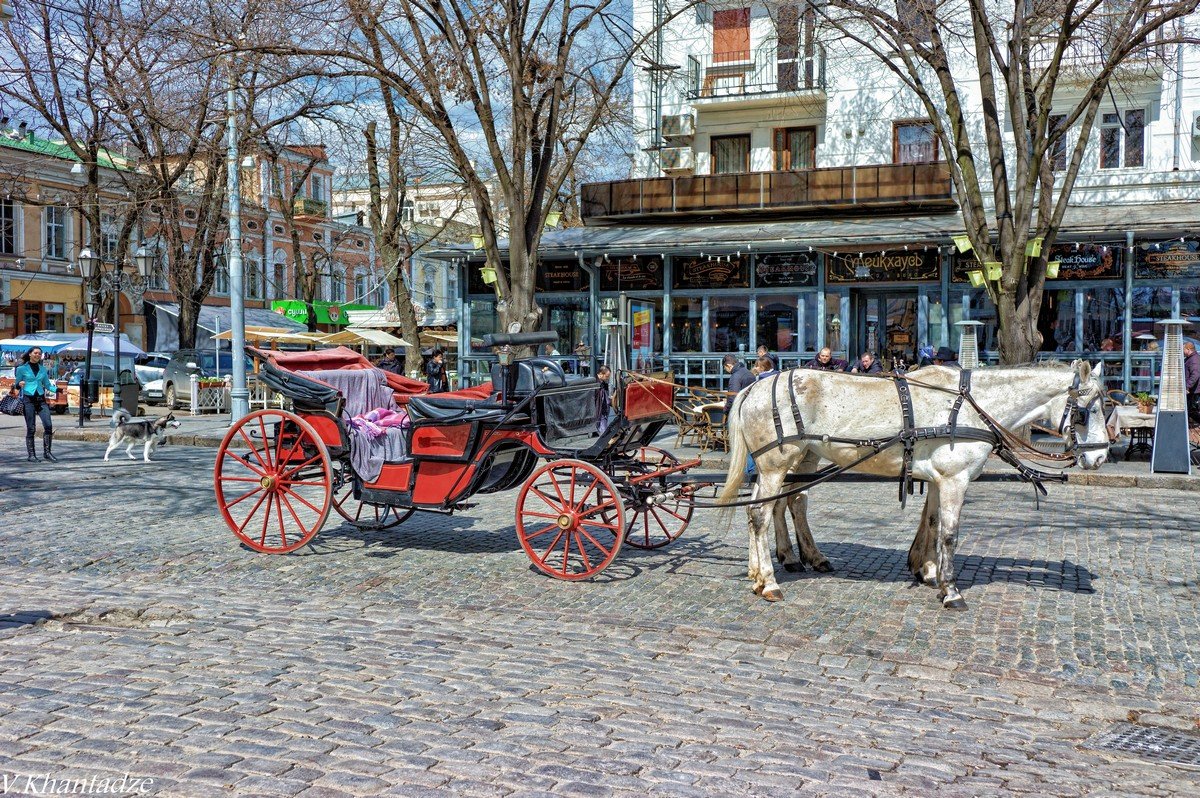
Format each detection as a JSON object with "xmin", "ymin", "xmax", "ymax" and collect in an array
[
  {"xmin": 661, "ymin": 113, "xmax": 696, "ymax": 140},
  {"xmin": 1192, "ymin": 112, "xmax": 1200, "ymax": 137},
  {"xmin": 660, "ymin": 147, "xmax": 696, "ymax": 173},
  {"xmin": 69, "ymin": 313, "xmax": 87, "ymax": 328}
]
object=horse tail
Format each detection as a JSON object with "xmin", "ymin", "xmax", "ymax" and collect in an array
[{"xmin": 717, "ymin": 391, "xmax": 748, "ymax": 516}]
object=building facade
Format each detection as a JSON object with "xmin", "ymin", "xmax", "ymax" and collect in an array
[{"xmin": 458, "ymin": 3, "xmax": 1200, "ymax": 392}]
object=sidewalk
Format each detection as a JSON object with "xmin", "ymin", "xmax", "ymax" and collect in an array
[{"xmin": 8, "ymin": 403, "xmax": 1198, "ymax": 491}]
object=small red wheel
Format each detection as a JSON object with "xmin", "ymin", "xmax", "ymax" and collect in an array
[
  {"xmin": 621, "ymin": 446, "xmax": 694, "ymax": 549},
  {"xmin": 516, "ymin": 459, "xmax": 625, "ymax": 580},
  {"xmin": 214, "ymin": 409, "xmax": 332, "ymax": 554},
  {"xmin": 332, "ymin": 479, "xmax": 415, "ymax": 530}
]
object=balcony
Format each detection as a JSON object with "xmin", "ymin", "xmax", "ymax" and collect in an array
[
  {"xmin": 293, "ymin": 196, "xmax": 327, "ymax": 220},
  {"xmin": 580, "ymin": 163, "xmax": 955, "ymax": 223},
  {"xmin": 685, "ymin": 44, "xmax": 826, "ymax": 108},
  {"xmin": 1028, "ymin": 14, "xmax": 1167, "ymax": 83}
]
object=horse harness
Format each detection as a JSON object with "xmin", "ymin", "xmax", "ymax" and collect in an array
[{"xmin": 745, "ymin": 368, "xmax": 1102, "ymax": 507}]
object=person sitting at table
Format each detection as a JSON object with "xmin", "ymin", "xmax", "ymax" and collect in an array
[
  {"xmin": 756, "ymin": 344, "xmax": 779, "ymax": 371},
  {"xmin": 1185, "ymin": 342, "xmax": 1200, "ymax": 426},
  {"xmin": 754, "ymin": 354, "xmax": 779, "ymax": 382},
  {"xmin": 932, "ymin": 347, "xmax": 960, "ymax": 369},
  {"xmin": 805, "ymin": 347, "xmax": 848, "ymax": 372},
  {"xmin": 850, "ymin": 351, "xmax": 882, "ymax": 375}
]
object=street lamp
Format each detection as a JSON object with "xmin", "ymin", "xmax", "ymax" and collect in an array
[
  {"xmin": 78, "ymin": 298, "xmax": 100, "ymax": 426},
  {"xmin": 78, "ymin": 245, "xmax": 153, "ymax": 417}
]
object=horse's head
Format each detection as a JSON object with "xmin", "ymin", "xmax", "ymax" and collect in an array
[{"xmin": 1063, "ymin": 360, "xmax": 1109, "ymax": 470}]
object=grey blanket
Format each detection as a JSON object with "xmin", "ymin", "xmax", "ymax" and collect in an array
[{"xmin": 298, "ymin": 368, "xmax": 406, "ymax": 483}]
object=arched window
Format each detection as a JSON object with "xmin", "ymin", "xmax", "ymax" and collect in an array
[
  {"xmin": 272, "ymin": 250, "xmax": 288, "ymax": 300},
  {"xmin": 245, "ymin": 255, "xmax": 262, "ymax": 299}
]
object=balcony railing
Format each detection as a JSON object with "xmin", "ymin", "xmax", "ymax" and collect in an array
[
  {"xmin": 1028, "ymin": 13, "xmax": 1167, "ymax": 77},
  {"xmin": 580, "ymin": 163, "xmax": 955, "ymax": 221},
  {"xmin": 293, "ymin": 197, "xmax": 327, "ymax": 219},
  {"xmin": 686, "ymin": 44, "xmax": 826, "ymax": 101}
]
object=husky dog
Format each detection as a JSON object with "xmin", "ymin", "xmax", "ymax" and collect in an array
[{"xmin": 104, "ymin": 410, "xmax": 182, "ymax": 462}]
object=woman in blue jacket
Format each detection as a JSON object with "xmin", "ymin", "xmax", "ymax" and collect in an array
[{"xmin": 15, "ymin": 346, "xmax": 58, "ymax": 462}]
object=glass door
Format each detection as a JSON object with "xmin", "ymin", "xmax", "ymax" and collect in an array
[{"xmin": 852, "ymin": 290, "xmax": 918, "ymax": 371}]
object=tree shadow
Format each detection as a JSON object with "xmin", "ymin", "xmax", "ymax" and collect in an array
[{"xmin": 0, "ymin": 610, "xmax": 55, "ymax": 629}]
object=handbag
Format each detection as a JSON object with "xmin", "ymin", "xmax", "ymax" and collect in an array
[{"xmin": 0, "ymin": 391, "xmax": 24, "ymax": 416}]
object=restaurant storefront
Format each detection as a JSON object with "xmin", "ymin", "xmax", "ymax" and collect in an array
[{"xmin": 455, "ymin": 214, "xmax": 1199, "ymax": 393}]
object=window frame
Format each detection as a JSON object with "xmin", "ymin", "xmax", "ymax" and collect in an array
[
  {"xmin": 892, "ymin": 120, "xmax": 939, "ymax": 165},
  {"xmin": 710, "ymin": 133, "xmax": 752, "ymax": 175},
  {"xmin": 773, "ymin": 126, "xmax": 816, "ymax": 171},
  {"xmin": 1098, "ymin": 107, "xmax": 1146, "ymax": 170},
  {"xmin": 0, "ymin": 197, "xmax": 17, "ymax": 256},
  {"xmin": 44, "ymin": 206, "xmax": 67, "ymax": 260}
]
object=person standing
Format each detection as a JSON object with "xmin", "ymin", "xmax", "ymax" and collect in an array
[
  {"xmin": 376, "ymin": 347, "xmax": 402, "ymax": 375},
  {"xmin": 722, "ymin": 354, "xmax": 754, "ymax": 415},
  {"xmin": 595, "ymin": 365, "xmax": 613, "ymax": 435},
  {"xmin": 1184, "ymin": 342, "xmax": 1200, "ymax": 426},
  {"xmin": 15, "ymin": 347, "xmax": 58, "ymax": 463},
  {"xmin": 932, "ymin": 347, "xmax": 960, "ymax": 369},
  {"xmin": 425, "ymin": 348, "xmax": 447, "ymax": 393}
]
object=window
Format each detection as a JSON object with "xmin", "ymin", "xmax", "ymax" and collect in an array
[
  {"xmin": 893, "ymin": 121, "xmax": 938, "ymax": 164},
  {"xmin": 1049, "ymin": 114, "xmax": 1068, "ymax": 172},
  {"xmin": 246, "ymin": 256, "xmax": 261, "ymax": 299},
  {"xmin": 99, "ymin": 214, "xmax": 120, "ymax": 262},
  {"xmin": 711, "ymin": 134, "xmax": 751, "ymax": 174},
  {"xmin": 273, "ymin": 257, "xmax": 287, "ymax": 300},
  {"xmin": 417, "ymin": 201, "xmax": 439, "ymax": 220},
  {"xmin": 1100, "ymin": 109, "xmax": 1145, "ymax": 169},
  {"xmin": 774, "ymin": 127, "xmax": 815, "ymax": 170},
  {"xmin": 0, "ymin": 198, "xmax": 16, "ymax": 255},
  {"xmin": 310, "ymin": 174, "xmax": 325, "ymax": 202},
  {"xmin": 44, "ymin": 206, "xmax": 66, "ymax": 260},
  {"xmin": 213, "ymin": 253, "xmax": 229, "ymax": 295},
  {"xmin": 671, "ymin": 297, "xmax": 704, "ymax": 352},
  {"xmin": 401, "ymin": 199, "xmax": 415, "ymax": 224},
  {"xmin": 355, "ymin": 273, "xmax": 370, "ymax": 303},
  {"xmin": 330, "ymin": 266, "xmax": 346, "ymax": 303},
  {"xmin": 712, "ymin": 7, "xmax": 750, "ymax": 63}
]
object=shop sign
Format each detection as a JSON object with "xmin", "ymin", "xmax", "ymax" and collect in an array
[
  {"xmin": 672, "ymin": 255, "xmax": 749, "ymax": 290},
  {"xmin": 754, "ymin": 252, "xmax": 818, "ymax": 287},
  {"xmin": 600, "ymin": 256, "xmax": 664, "ymax": 291},
  {"xmin": 827, "ymin": 249, "xmax": 939, "ymax": 283},
  {"xmin": 1135, "ymin": 239, "xmax": 1200, "ymax": 279},
  {"xmin": 536, "ymin": 259, "xmax": 583, "ymax": 292},
  {"xmin": 1047, "ymin": 243, "xmax": 1121, "ymax": 279}
]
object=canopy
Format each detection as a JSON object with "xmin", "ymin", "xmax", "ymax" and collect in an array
[
  {"xmin": 211, "ymin": 326, "xmax": 319, "ymax": 346},
  {"xmin": 0, "ymin": 337, "xmax": 71, "ymax": 354},
  {"xmin": 56, "ymin": 335, "xmax": 146, "ymax": 357},
  {"xmin": 420, "ymin": 331, "xmax": 459, "ymax": 347},
  {"xmin": 320, "ymin": 328, "xmax": 412, "ymax": 347},
  {"xmin": 1, "ymin": 334, "xmax": 145, "ymax": 357}
]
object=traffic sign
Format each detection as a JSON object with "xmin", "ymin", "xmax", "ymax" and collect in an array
[{"xmin": 93, "ymin": 322, "xmax": 115, "ymax": 333}]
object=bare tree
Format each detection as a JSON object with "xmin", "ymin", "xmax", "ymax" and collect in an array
[{"xmin": 820, "ymin": 0, "xmax": 1198, "ymax": 362}]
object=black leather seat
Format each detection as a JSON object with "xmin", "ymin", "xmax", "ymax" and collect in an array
[{"xmin": 407, "ymin": 395, "xmax": 505, "ymax": 423}]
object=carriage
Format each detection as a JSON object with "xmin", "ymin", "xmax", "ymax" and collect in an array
[{"xmin": 213, "ymin": 331, "xmax": 700, "ymax": 580}]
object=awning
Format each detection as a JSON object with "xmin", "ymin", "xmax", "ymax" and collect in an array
[
  {"xmin": 421, "ymin": 331, "xmax": 458, "ymax": 347},
  {"xmin": 146, "ymin": 302, "xmax": 307, "ymax": 353},
  {"xmin": 320, "ymin": 328, "xmax": 413, "ymax": 347},
  {"xmin": 211, "ymin": 326, "xmax": 319, "ymax": 345}
]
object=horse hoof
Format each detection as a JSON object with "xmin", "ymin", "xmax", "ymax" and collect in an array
[
  {"xmin": 813, "ymin": 560, "xmax": 834, "ymax": 573},
  {"xmin": 942, "ymin": 598, "xmax": 968, "ymax": 611},
  {"xmin": 783, "ymin": 562, "xmax": 805, "ymax": 573},
  {"xmin": 923, "ymin": 576, "xmax": 938, "ymax": 588},
  {"xmin": 762, "ymin": 588, "xmax": 785, "ymax": 602},
  {"xmin": 753, "ymin": 584, "xmax": 764, "ymax": 596}
]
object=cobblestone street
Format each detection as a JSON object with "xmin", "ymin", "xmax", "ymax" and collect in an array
[{"xmin": 1, "ymin": 439, "xmax": 1199, "ymax": 796}]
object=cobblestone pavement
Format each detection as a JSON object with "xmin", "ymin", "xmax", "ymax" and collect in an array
[{"xmin": 1, "ymin": 441, "xmax": 1198, "ymax": 796}]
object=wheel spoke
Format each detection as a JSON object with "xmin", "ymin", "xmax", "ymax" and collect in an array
[
  {"xmin": 257, "ymin": 415, "xmax": 275, "ymax": 470},
  {"xmin": 579, "ymin": 496, "xmax": 618, "ymax": 519},
  {"xmin": 522, "ymin": 523, "xmax": 559, "ymax": 542},
  {"xmin": 279, "ymin": 484, "xmax": 324, "ymax": 516},
  {"xmin": 224, "ymin": 485, "xmax": 264, "ymax": 509},
  {"xmin": 574, "ymin": 475, "xmax": 599, "ymax": 508},
  {"xmin": 260, "ymin": 493, "xmax": 273, "ymax": 545},
  {"xmin": 237, "ymin": 428, "xmax": 272, "ymax": 473},
  {"xmin": 567, "ymin": 467, "xmax": 578, "ymax": 506},
  {"xmin": 573, "ymin": 531, "xmax": 593, "ymax": 573},
  {"xmin": 576, "ymin": 524, "xmax": 615, "ymax": 557},
  {"xmin": 539, "ymin": 528, "xmax": 568, "ymax": 564},
  {"xmin": 530, "ymin": 487, "xmax": 561, "ymax": 512},
  {"xmin": 522, "ymin": 510, "xmax": 561, "ymax": 520},
  {"xmin": 658, "ymin": 505, "xmax": 689, "ymax": 523},
  {"xmin": 579, "ymin": 518, "xmax": 621, "ymax": 533},
  {"xmin": 274, "ymin": 493, "xmax": 288, "ymax": 545},
  {"xmin": 547, "ymin": 471, "xmax": 568, "ymax": 506},
  {"xmin": 280, "ymin": 453, "xmax": 324, "ymax": 481},
  {"xmin": 279, "ymin": 491, "xmax": 309, "ymax": 538},
  {"xmin": 559, "ymin": 531, "xmax": 571, "ymax": 574},
  {"xmin": 236, "ymin": 491, "xmax": 271, "ymax": 536},
  {"xmin": 220, "ymin": 474, "xmax": 264, "ymax": 483}
]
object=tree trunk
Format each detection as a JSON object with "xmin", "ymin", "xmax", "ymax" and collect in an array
[{"xmin": 995, "ymin": 284, "xmax": 1041, "ymax": 364}]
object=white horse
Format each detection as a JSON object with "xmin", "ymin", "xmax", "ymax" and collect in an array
[{"xmin": 719, "ymin": 361, "xmax": 1108, "ymax": 609}]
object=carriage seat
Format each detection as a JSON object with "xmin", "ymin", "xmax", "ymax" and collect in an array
[
  {"xmin": 490, "ymin": 358, "xmax": 597, "ymax": 399},
  {"xmin": 407, "ymin": 395, "xmax": 506, "ymax": 423}
]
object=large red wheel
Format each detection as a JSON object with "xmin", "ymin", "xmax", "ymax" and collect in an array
[
  {"xmin": 214, "ymin": 409, "xmax": 332, "ymax": 554},
  {"xmin": 332, "ymin": 478, "xmax": 415, "ymax": 530},
  {"xmin": 621, "ymin": 446, "xmax": 695, "ymax": 550},
  {"xmin": 516, "ymin": 459, "xmax": 625, "ymax": 580}
]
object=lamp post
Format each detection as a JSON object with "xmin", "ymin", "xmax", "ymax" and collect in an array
[
  {"xmin": 78, "ymin": 245, "xmax": 153, "ymax": 416},
  {"xmin": 78, "ymin": 298, "xmax": 99, "ymax": 427},
  {"xmin": 226, "ymin": 61, "xmax": 249, "ymax": 423}
]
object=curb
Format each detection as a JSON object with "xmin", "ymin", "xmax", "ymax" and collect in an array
[{"xmin": 53, "ymin": 428, "xmax": 234, "ymax": 449}]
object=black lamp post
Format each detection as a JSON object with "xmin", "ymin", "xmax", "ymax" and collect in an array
[
  {"xmin": 78, "ymin": 298, "xmax": 99, "ymax": 426},
  {"xmin": 78, "ymin": 245, "xmax": 154, "ymax": 417}
]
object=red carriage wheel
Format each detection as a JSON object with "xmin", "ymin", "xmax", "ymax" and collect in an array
[
  {"xmin": 214, "ymin": 409, "xmax": 332, "ymax": 554},
  {"xmin": 332, "ymin": 479, "xmax": 415, "ymax": 530},
  {"xmin": 622, "ymin": 446, "xmax": 695, "ymax": 550},
  {"xmin": 516, "ymin": 459, "xmax": 625, "ymax": 581}
]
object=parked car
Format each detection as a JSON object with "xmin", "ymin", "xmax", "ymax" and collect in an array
[{"xmin": 162, "ymin": 349, "xmax": 253, "ymax": 410}]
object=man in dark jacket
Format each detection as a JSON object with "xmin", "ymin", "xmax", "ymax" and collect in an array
[
  {"xmin": 756, "ymin": 344, "xmax": 779, "ymax": 371},
  {"xmin": 1185, "ymin": 342, "xmax": 1200, "ymax": 425},
  {"xmin": 723, "ymin": 354, "xmax": 754, "ymax": 414},
  {"xmin": 425, "ymin": 348, "xmax": 447, "ymax": 392},
  {"xmin": 805, "ymin": 347, "xmax": 849, "ymax": 372},
  {"xmin": 932, "ymin": 346, "xmax": 960, "ymax": 369},
  {"xmin": 376, "ymin": 348, "xmax": 402, "ymax": 375},
  {"xmin": 850, "ymin": 351, "xmax": 883, "ymax": 374}
]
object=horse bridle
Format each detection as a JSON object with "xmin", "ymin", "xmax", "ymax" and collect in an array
[{"xmin": 1058, "ymin": 373, "xmax": 1108, "ymax": 454}]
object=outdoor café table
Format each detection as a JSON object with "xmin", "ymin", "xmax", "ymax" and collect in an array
[{"xmin": 1106, "ymin": 405, "xmax": 1155, "ymax": 461}]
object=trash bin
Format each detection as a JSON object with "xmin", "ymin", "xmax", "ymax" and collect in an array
[
  {"xmin": 116, "ymin": 370, "xmax": 141, "ymax": 416},
  {"xmin": 87, "ymin": 379, "xmax": 100, "ymax": 404}
]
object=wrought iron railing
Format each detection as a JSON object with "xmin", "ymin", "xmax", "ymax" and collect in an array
[{"xmin": 685, "ymin": 43, "xmax": 826, "ymax": 100}]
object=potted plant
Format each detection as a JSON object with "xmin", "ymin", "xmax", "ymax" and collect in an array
[{"xmin": 1133, "ymin": 391, "xmax": 1156, "ymax": 414}]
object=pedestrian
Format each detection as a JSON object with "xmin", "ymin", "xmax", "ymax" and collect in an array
[
  {"xmin": 756, "ymin": 344, "xmax": 779, "ymax": 371},
  {"xmin": 932, "ymin": 346, "xmax": 960, "ymax": 369},
  {"xmin": 15, "ymin": 346, "xmax": 58, "ymax": 463},
  {"xmin": 376, "ymin": 347, "xmax": 402, "ymax": 375},
  {"xmin": 805, "ymin": 347, "xmax": 849, "ymax": 372},
  {"xmin": 722, "ymin": 354, "xmax": 754, "ymax": 415},
  {"xmin": 425, "ymin": 348, "xmax": 447, "ymax": 393},
  {"xmin": 595, "ymin": 365, "xmax": 613, "ymax": 435},
  {"xmin": 850, "ymin": 351, "xmax": 883, "ymax": 374},
  {"xmin": 1184, "ymin": 342, "xmax": 1200, "ymax": 426},
  {"xmin": 754, "ymin": 354, "xmax": 779, "ymax": 382},
  {"xmin": 541, "ymin": 342, "xmax": 560, "ymax": 357}
]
